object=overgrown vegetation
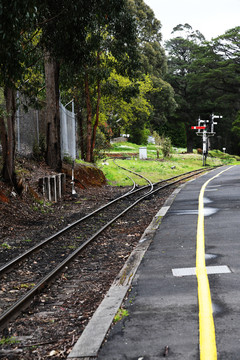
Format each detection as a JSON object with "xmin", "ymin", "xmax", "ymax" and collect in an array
[
  {"xmin": 1, "ymin": 242, "xmax": 11, "ymax": 249},
  {"xmin": 97, "ymin": 142, "xmax": 239, "ymax": 186},
  {"xmin": 0, "ymin": 337, "xmax": 19, "ymax": 346},
  {"xmin": 113, "ymin": 308, "xmax": 129, "ymax": 323},
  {"xmin": 1, "ymin": 1, "xmax": 240, "ymax": 191},
  {"xmin": 32, "ymin": 134, "xmax": 46, "ymax": 161},
  {"xmin": 209, "ymin": 150, "xmax": 240, "ymax": 161}
]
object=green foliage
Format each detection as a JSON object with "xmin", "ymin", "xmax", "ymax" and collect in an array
[
  {"xmin": 110, "ymin": 142, "xmax": 139, "ymax": 152},
  {"xmin": 148, "ymin": 77, "xmax": 176, "ymax": 129},
  {"xmin": 0, "ymin": 1, "xmax": 38, "ymax": 86},
  {"xmin": 231, "ymin": 111, "xmax": 240, "ymax": 154},
  {"xmin": 128, "ymin": 125, "xmax": 150, "ymax": 145},
  {"xmin": 32, "ymin": 134, "xmax": 46, "ymax": 161},
  {"xmin": 1, "ymin": 242, "xmax": 11, "ymax": 249},
  {"xmin": 98, "ymin": 147, "xmax": 226, "ymax": 186},
  {"xmin": 101, "ymin": 72, "xmax": 154, "ymax": 143},
  {"xmin": 93, "ymin": 129, "xmax": 111, "ymax": 160},
  {"xmin": 165, "ymin": 24, "xmax": 240, "ymax": 154},
  {"xmin": 160, "ymin": 136, "xmax": 172, "ymax": 158},
  {"xmin": 19, "ymin": 283, "xmax": 35, "ymax": 289},
  {"xmin": 2, "ymin": 1, "xmax": 240, "ymax": 171},
  {"xmin": 165, "ymin": 24, "xmax": 206, "ymax": 152},
  {"xmin": 0, "ymin": 87, "xmax": 5, "ymax": 119},
  {"xmin": 128, "ymin": 0, "xmax": 176, "ymax": 131},
  {"xmin": 22, "ymin": 238, "xmax": 32, "ymax": 243},
  {"xmin": 0, "ymin": 337, "xmax": 19, "ymax": 346},
  {"xmin": 63, "ymin": 155, "xmax": 74, "ymax": 165},
  {"xmin": 209, "ymin": 149, "xmax": 240, "ymax": 161},
  {"xmin": 232, "ymin": 111, "xmax": 240, "ymax": 137},
  {"xmin": 57, "ymin": 1, "xmax": 139, "ymax": 162},
  {"xmin": 149, "ymin": 134, "xmax": 172, "ymax": 157},
  {"xmin": 158, "ymin": 120, "xmax": 187, "ymax": 147},
  {"xmin": 113, "ymin": 308, "xmax": 129, "ymax": 323}
]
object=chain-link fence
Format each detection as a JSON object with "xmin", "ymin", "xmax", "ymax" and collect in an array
[
  {"xmin": 15, "ymin": 94, "xmax": 77, "ymax": 160},
  {"xmin": 60, "ymin": 102, "xmax": 76, "ymax": 160},
  {"xmin": 15, "ymin": 95, "xmax": 46, "ymax": 156}
]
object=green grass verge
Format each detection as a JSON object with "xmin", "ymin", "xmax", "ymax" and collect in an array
[{"xmin": 96, "ymin": 143, "xmax": 240, "ymax": 186}]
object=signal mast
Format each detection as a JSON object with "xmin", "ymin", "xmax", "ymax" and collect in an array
[{"xmin": 191, "ymin": 113, "xmax": 222, "ymax": 166}]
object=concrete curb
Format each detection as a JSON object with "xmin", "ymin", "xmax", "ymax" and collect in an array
[{"xmin": 68, "ymin": 183, "xmax": 186, "ymax": 359}]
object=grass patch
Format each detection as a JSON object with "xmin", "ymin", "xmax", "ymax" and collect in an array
[
  {"xmin": 19, "ymin": 283, "xmax": 35, "ymax": 289},
  {"xmin": 110, "ymin": 142, "xmax": 139, "ymax": 153},
  {"xmin": 97, "ymin": 143, "xmax": 239, "ymax": 186},
  {"xmin": 97, "ymin": 155, "xmax": 219, "ymax": 186},
  {"xmin": 22, "ymin": 238, "xmax": 32, "ymax": 243},
  {"xmin": 209, "ymin": 149, "xmax": 240, "ymax": 162},
  {"xmin": 113, "ymin": 308, "xmax": 129, "ymax": 323},
  {"xmin": 109, "ymin": 142, "xmax": 162, "ymax": 159},
  {"xmin": 1, "ymin": 242, "xmax": 11, "ymax": 249},
  {"xmin": 0, "ymin": 337, "xmax": 19, "ymax": 345}
]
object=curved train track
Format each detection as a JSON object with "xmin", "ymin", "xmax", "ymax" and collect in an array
[{"xmin": 0, "ymin": 165, "xmax": 215, "ymax": 330}]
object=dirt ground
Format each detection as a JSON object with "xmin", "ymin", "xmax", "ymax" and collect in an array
[{"xmin": 0, "ymin": 157, "xmax": 176, "ymax": 359}]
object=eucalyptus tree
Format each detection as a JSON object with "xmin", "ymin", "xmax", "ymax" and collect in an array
[
  {"xmin": 100, "ymin": 71, "xmax": 154, "ymax": 144},
  {"xmin": 0, "ymin": 0, "xmax": 37, "ymax": 188},
  {"xmin": 214, "ymin": 26, "xmax": 240, "ymax": 65},
  {"xmin": 57, "ymin": 0, "xmax": 139, "ymax": 163},
  {"xmin": 181, "ymin": 26, "xmax": 240, "ymax": 153},
  {"xmin": 165, "ymin": 24, "xmax": 206, "ymax": 152},
  {"xmin": 128, "ymin": 0, "xmax": 176, "ymax": 137},
  {"xmin": 37, "ymin": 0, "xmax": 89, "ymax": 170},
  {"xmin": 213, "ymin": 27, "xmax": 240, "ymax": 152},
  {"xmin": 80, "ymin": 0, "xmax": 138, "ymax": 162}
]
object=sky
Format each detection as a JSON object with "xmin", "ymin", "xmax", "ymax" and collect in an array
[{"xmin": 144, "ymin": 0, "xmax": 240, "ymax": 42}]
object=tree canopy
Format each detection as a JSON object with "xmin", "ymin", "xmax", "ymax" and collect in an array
[
  {"xmin": 1, "ymin": 1, "xmax": 240, "ymax": 190},
  {"xmin": 165, "ymin": 24, "xmax": 240, "ymax": 153}
]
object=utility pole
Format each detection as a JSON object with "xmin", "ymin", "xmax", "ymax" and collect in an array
[{"xmin": 191, "ymin": 113, "xmax": 222, "ymax": 166}]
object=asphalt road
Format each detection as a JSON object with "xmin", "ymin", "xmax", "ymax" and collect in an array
[{"xmin": 97, "ymin": 165, "xmax": 240, "ymax": 360}]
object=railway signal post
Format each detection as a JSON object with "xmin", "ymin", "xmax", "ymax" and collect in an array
[{"xmin": 191, "ymin": 114, "xmax": 221, "ymax": 166}]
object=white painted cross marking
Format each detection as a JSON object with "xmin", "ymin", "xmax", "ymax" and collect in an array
[
  {"xmin": 172, "ymin": 265, "xmax": 231, "ymax": 277},
  {"xmin": 156, "ymin": 206, "xmax": 170, "ymax": 217}
]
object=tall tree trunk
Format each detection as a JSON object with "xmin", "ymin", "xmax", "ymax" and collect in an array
[
  {"xmin": 75, "ymin": 99, "xmax": 85, "ymax": 160},
  {"xmin": 44, "ymin": 52, "xmax": 62, "ymax": 171},
  {"xmin": 85, "ymin": 72, "xmax": 92, "ymax": 163},
  {"xmin": 0, "ymin": 116, "xmax": 8, "ymax": 179},
  {"xmin": 91, "ymin": 78, "xmax": 101, "ymax": 162},
  {"xmin": 0, "ymin": 87, "xmax": 17, "ymax": 187}
]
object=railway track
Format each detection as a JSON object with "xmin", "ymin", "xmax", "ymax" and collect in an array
[{"xmin": 0, "ymin": 166, "xmax": 214, "ymax": 330}]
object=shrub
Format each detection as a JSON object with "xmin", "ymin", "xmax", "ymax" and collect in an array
[
  {"xmin": 93, "ymin": 129, "xmax": 111, "ymax": 161},
  {"xmin": 32, "ymin": 134, "xmax": 46, "ymax": 161},
  {"xmin": 158, "ymin": 136, "xmax": 172, "ymax": 157}
]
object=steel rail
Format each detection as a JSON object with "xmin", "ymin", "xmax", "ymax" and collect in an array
[
  {"xmin": 113, "ymin": 158, "xmax": 154, "ymax": 194},
  {"xmin": 0, "ymin": 178, "xmax": 140, "ymax": 275},
  {"xmin": 0, "ymin": 166, "xmax": 213, "ymax": 276},
  {"xmin": 0, "ymin": 167, "xmax": 215, "ymax": 329},
  {"xmin": 120, "ymin": 173, "xmax": 137, "ymax": 195},
  {"xmin": 101, "ymin": 157, "xmax": 137, "ymax": 195}
]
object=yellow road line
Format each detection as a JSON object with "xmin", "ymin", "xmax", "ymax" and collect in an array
[{"xmin": 196, "ymin": 166, "xmax": 234, "ymax": 360}]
